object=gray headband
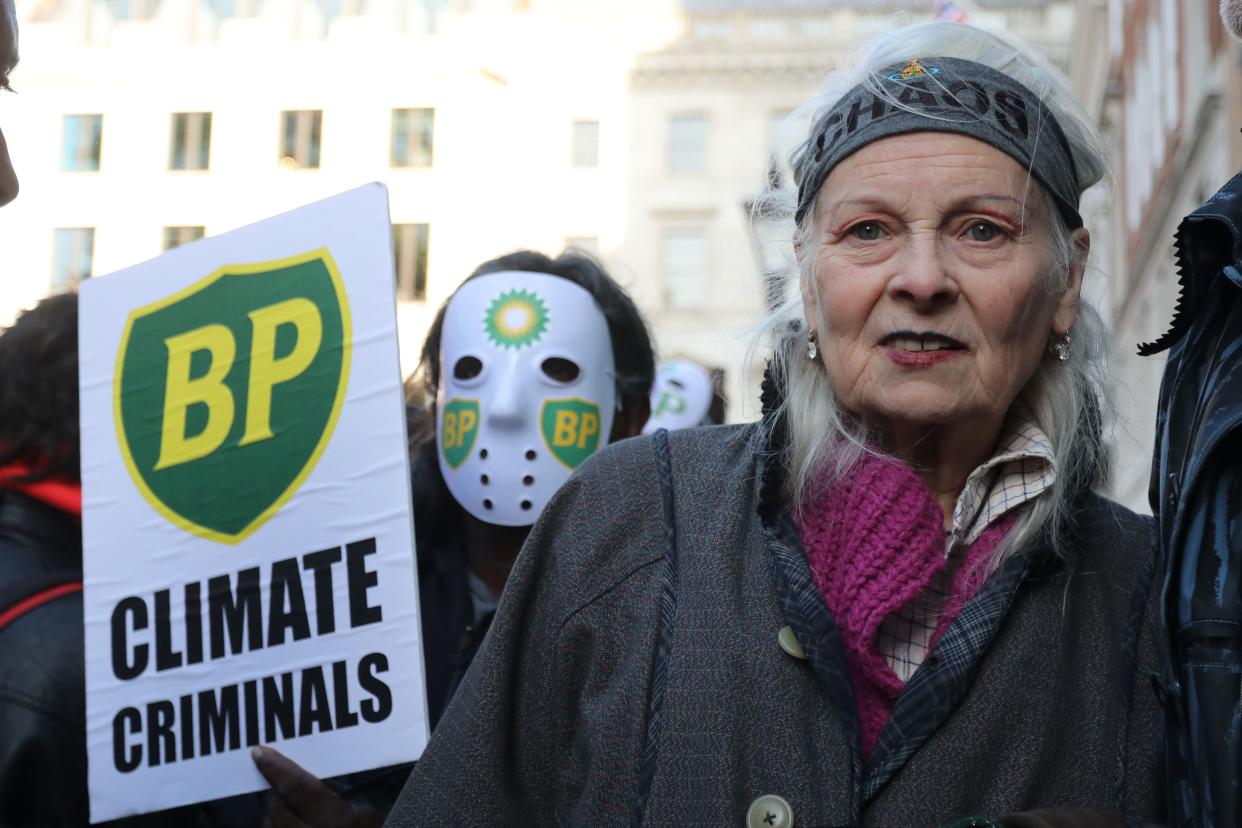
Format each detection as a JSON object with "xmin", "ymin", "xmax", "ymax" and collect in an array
[{"xmin": 794, "ymin": 56, "xmax": 1082, "ymax": 229}]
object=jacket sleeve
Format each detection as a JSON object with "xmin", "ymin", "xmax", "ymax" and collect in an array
[{"xmin": 385, "ymin": 436, "xmax": 668, "ymax": 827}]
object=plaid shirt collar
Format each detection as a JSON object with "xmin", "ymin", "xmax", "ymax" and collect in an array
[{"xmin": 948, "ymin": 416, "xmax": 1055, "ymax": 552}]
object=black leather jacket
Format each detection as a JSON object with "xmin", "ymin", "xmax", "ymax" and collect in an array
[
  {"xmin": 1142, "ymin": 170, "xmax": 1242, "ymax": 828},
  {"xmin": 0, "ymin": 490, "xmax": 88, "ymax": 828},
  {"xmin": 0, "ymin": 490, "xmax": 216, "ymax": 828}
]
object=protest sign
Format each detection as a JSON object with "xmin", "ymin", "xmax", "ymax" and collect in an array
[{"xmin": 78, "ymin": 184, "xmax": 427, "ymax": 822}]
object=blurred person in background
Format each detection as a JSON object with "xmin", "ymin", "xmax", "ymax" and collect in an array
[
  {"xmin": 402, "ymin": 249, "xmax": 653, "ymax": 727},
  {"xmin": 251, "ymin": 249, "xmax": 655, "ymax": 827},
  {"xmin": 385, "ymin": 21, "xmax": 1164, "ymax": 828},
  {"xmin": 642, "ymin": 358, "xmax": 727, "ymax": 433}
]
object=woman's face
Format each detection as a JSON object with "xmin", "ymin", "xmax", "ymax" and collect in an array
[{"xmin": 802, "ymin": 132, "xmax": 1085, "ymax": 432}]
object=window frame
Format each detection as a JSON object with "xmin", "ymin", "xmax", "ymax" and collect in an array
[
  {"xmin": 392, "ymin": 222, "xmax": 430, "ymax": 302},
  {"xmin": 169, "ymin": 112, "xmax": 213, "ymax": 172},
  {"xmin": 51, "ymin": 227, "xmax": 96, "ymax": 291},
  {"xmin": 660, "ymin": 226, "xmax": 710, "ymax": 309},
  {"xmin": 162, "ymin": 225, "xmax": 206, "ymax": 251},
  {"xmin": 390, "ymin": 108, "xmax": 435, "ymax": 169},
  {"xmin": 279, "ymin": 109, "xmax": 323, "ymax": 170},
  {"xmin": 61, "ymin": 114, "xmax": 103, "ymax": 172},
  {"xmin": 667, "ymin": 112, "xmax": 708, "ymax": 174},
  {"xmin": 571, "ymin": 119, "xmax": 600, "ymax": 168}
]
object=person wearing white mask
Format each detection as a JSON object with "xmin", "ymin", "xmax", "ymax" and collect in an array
[
  {"xmin": 250, "ymin": 249, "xmax": 654, "ymax": 827},
  {"xmin": 410, "ymin": 250, "xmax": 653, "ymax": 713},
  {"xmin": 643, "ymin": 358, "xmax": 724, "ymax": 433}
]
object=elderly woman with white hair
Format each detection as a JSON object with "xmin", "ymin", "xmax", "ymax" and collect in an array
[{"xmin": 388, "ymin": 22, "xmax": 1163, "ymax": 828}]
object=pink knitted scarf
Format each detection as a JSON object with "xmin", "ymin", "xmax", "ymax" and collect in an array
[{"xmin": 796, "ymin": 452, "xmax": 1014, "ymax": 761}]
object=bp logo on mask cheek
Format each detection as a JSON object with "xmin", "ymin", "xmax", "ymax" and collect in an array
[
  {"xmin": 440, "ymin": 398, "xmax": 480, "ymax": 469},
  {"xmin": 115, "ymin": 249, "xmax": 351, "ymax": 544},
  {"xmin": 653, "ymin": 391, "xmax": 687, "ymax": 418},
  {"xmin": 540, "ymin": 398, "xmax": 602, "ymax": 470}
]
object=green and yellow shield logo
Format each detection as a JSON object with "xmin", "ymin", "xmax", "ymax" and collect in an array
[
  {"xmin": 115, "ymin": 248, "xmax": 352, "ymax": 544},
  {"xmin": 653, "ymin": 390, "xmax": 687, "ymax": 419},
  {"xmin": 440, "ymin": 398, "xmax": 480, "ymax": 469},
  {"xmin": 540, "ymin": 398, "xmax": 602, "ymax": 470}
]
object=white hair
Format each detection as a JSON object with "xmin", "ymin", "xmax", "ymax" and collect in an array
[
  {"xmin": 0, "ymin": 0, "xmax": 16, "ymax": 90},
  {"xmin": 754, "ymin": 21, "xmax": 1113, "ymax": 562},
  {"xmin": 1224, "ymin": 0, "xmax": 1242, "ymax": 39}
]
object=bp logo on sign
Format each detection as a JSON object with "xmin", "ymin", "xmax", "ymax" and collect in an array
[{"xmin": 115, "ymin": 249, "xmax": 351, "ymax": 544}]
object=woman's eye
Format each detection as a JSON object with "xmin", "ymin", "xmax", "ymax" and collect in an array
[
  {"xmin": 850, "ymin": 222, "xmax": 885, "ymax": 241},
  {"xmin": 966, "ymin": 221, "xmax": 1001, "ymax": 242},
  {"xmin": 453, "ymin": 356, "xmax": 483, "ymax": 380}
]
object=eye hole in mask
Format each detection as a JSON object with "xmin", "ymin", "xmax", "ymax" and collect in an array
[
  {"xmin": 669, "ymin": 379, "xmax": 686, "ymax": 389},
  {"xmin": 541, "ymin": 357, "xmax": 581, "ymax": 384},
  {"xmin": 453, "ymin": 355, "xmax": 484, "ymax": 381}
]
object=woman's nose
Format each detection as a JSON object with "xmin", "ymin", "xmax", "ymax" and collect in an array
[
  {"xmin": 888, "ymin": 240, "xmax": 959, "ymax": 308},
  {"xmin": 487, "ymin": 371, "xmax": 527, "ymax": 429}
]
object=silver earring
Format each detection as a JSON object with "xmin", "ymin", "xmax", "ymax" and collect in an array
[
  {"xmin": 807, "ymin": 332, "xmax": 818, "ymax": 360},
  {"xmin": 1051, "ymin": 333, "xmax": 1071, "ymax": 362}
]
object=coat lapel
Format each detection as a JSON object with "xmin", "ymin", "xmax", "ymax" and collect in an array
[
  {"xmin": 862, "ymin": 550, "xmax": 1035, "ymax": 801},
  {"xmin": 764, "ymin": 513, "xmax": 866, "ymax": 818}
]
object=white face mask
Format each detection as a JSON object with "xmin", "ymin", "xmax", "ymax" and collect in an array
[
  {"xmin": 643, "ymin": 359, "xmax": 715, "ymax": 433},
  {"xmin": 437, "ymin": 271, "xmax": 616, "ymax": 526}
]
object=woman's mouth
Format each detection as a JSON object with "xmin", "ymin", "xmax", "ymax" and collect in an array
[{"xmin": 880, "ymin": 331, "xmax": 967, "ymax": 366}]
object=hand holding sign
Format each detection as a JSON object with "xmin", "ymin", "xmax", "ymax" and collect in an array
[{"xmin": 252, "ymin": 747, "xmax": 382, "ymax": 828}]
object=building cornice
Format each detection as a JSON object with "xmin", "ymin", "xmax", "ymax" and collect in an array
[{"xmin": 633, "ymin": 49, "xmax": 837, "ymax": 87}]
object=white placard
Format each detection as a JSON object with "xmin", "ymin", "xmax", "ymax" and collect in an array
[{"xmin": 79, "ymin": 184, "xmax": 427, "ymax": 822}]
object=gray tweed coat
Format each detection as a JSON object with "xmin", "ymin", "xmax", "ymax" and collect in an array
[{"xmin": 387, "ymin": 424, "xmax": 1164, "ymax": 827}]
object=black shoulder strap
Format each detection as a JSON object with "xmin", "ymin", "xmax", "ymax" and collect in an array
[
  {"xmin": 0, "ymin": 571, "xmax": 82, "ymax": 633},
  {"xmin": 631, "ymin": 428, "xmax": 679, "ymax": 826}
]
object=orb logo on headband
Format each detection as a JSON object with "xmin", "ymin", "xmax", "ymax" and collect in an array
[
  {"xmin": 437, "ymin": 271, "xmax": 616, "ymax": 527},
  {"xmin": 887, "ymin": 58, "xmax": 940, "ymax": 82}
]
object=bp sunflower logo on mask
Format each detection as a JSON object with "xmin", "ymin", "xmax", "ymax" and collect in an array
[
  {"xmin": 484, "ymin": 289, "xmax": 549, "ymax": 349},
  {"xmin": 114, "ymin": 248, "xmax": 351, "ymax": 544}
]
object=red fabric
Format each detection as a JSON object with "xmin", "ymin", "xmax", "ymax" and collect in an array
[
  {"xmin": 0, "ymin": 463, "xmax": 81, "ymax": 517},
  {"xmin": 797, "ymin": 452, "xmax": 1013, "ymax": 760}
]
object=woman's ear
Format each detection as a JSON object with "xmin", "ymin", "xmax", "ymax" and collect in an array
[
  {"xmin": 799, "ymin": 258, "xmax": 819, "ymax": 332},
  {"xmin": 1052, "ymin": 227, "xmax": 1090, "ymax": 335}
]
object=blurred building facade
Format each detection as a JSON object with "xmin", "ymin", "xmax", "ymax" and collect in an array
[
  {"xmin": 1070, "ymin": 0, "xmax": 1242, "ymax": 511},
  {"xmin": 2, "ymin": 0, "xmax": 1072, "ymax": 419}
]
